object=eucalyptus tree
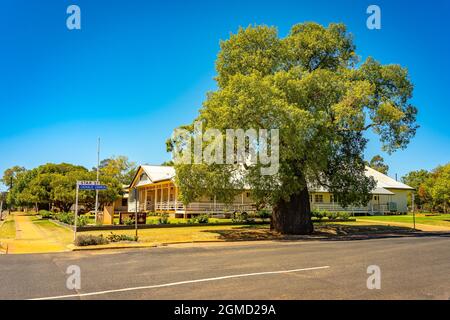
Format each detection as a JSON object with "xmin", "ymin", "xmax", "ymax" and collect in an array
[{"xmin": 169, "ymin": 23, "xmax": 418, "ymax": 234}]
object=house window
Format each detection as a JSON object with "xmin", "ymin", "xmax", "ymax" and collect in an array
[
  {"xmin": 309, "ymin": 195, "xmax": 313, "ymax": 202},
  {"xmin": 330, "ymin": 195, "xmax": 334, "ymax": 203},
  {"xmin": 246, "ymin": 192, "xmax": 250, "ymax": 198},
  {"xmin": 373, "ymin": 195, "xmax": 379, "ymax": 201},
  {"xmin": 314, "ymin": 194, "xmax": 324, "ymax": 203},
  {"xmin": 121, "ymin": 198, "xmax": 127, "ymax": 207}
]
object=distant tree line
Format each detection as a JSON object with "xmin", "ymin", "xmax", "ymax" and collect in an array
[
  {"xmin": 402, "ymin": 163, "xmax": 450, "ymax": 213},
  {"xmin": 0, "ymin": 156, "xmax": 137, "ymax": 212}
]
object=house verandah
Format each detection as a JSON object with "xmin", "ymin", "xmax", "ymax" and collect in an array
[
  {"xmin": 126, "ymin": 165, "xmax": 413, "ymax": 218},
  {"xmin": 127, "ymin": 165, "xmax": 254, "ymax": 218}
]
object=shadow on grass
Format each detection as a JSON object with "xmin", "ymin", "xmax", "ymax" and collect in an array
[{"xmin": 201, "ymin": 224, "xmax": 450, "ymax": 242}]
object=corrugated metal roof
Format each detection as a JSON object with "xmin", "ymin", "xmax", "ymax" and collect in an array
[
  {"xmin": 365, "ymin": 166, "xmax": 413, "ymax": 190},
  {"xmin": 371, "ymin": 187, "xmax": 395, "ymax": 195},
  {"xmin": 131, "ymin": 164, "xmax": 413, "ymax": 192}
]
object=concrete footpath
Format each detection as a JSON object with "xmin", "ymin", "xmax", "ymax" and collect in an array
[{"xmin": 3, "ymin": 214, "xmax": 70, "ymax": 254}]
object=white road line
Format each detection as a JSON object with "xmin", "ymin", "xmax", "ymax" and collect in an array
[{"xmin": 29, "ymin": 265, "xmax": 330, "ymax": 300}]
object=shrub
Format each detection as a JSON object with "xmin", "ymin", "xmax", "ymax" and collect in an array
[
  {"xmin": 187, "ymin": 218, "xmax": 196, "ymax": 224},
  {"xmin": 39, "ymin": 210, "xmax": 53, "ymax": 219},
  {"xmin": 312, "ymin": 210, "xmax": 327, "ymax": 221},
  {"xmin": 75, "ymin": 234, "xmax": 108, "ymax": 246},
  {"xmin": 337, "ymin": 211, "xmax": 350, "ymax": 220},
  {"xmin": 232, "ymin": 212, "xmax": 250, "ymax": 223},
  {"xmin": 158, "ymin": 213, "xmax": 170, "ymax": 224},
  {"xmin": 77, "ymin": 215, "xmax": 89, "ymax": 227},
  {"xmin": 55, "ymin": 212, "xmax": 74, "ymax": 225},
  {"xmin": 55, "ymin": 212, "xmax": 88, "ymax": 227},
  {"xmin": 195, "ymin": 214, "xmax": 209, "ymax": 224},
  {"xmin": 257, "ymin": 210, "xmax": 271, "ymax": 222},
  {"xmin": 326, "ymin": 211, "xmax": 338, "ymax": 220},
  {"xmin": 123, "ymin": 218, "xmax": 135, "ymax": 226},
  {"xmin": 106, "ymin": 232, "xmax": 138, "ymax": 242}
]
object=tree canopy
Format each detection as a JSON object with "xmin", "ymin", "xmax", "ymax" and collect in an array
[
  {"xmin": 403, "ymin": 164, "xmax": 450, "ymax": 212},
  {"xmin": 367, "ymin": 155, "xmax": 389, "ymax": 175},
  {"xmin": 2, "ymin": 159, "xmax": 130, "ymax": 212},
  {"xmin": 98, "ymin": 156, "xmax": 137, "ymax": 185},
  {"xmin": 169, "ymin": 22, "xmax": 418, "ymax": 234}
]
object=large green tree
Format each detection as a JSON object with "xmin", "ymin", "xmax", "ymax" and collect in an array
[
  {"xmin": 3, "ymin": 162, "xmax": 123, "ymax": 212},
  {"xmin": 169, "ymin": 23, "xmax": 418, "ymax": 234}
]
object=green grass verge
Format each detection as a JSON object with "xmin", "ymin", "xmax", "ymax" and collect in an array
[
  {"xmin": 0, "ymin": 217, "xmax": 16, "ymax": 239},
  {"xmin": 32, "ymin": 219, "xmax": 73, "ymax": 244}
]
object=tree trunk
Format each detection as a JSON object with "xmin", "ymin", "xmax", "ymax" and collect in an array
[{"xmin": 271, "ymin": 186, "xmax": 314, "ymax": 235}]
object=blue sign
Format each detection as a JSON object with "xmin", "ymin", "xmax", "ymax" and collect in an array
[
  {"xmin": 78, "ymin": 184, "xmax": 107, "ymax": 190},
  {"xmin": 77, "ymin": 180, "xmax": 107, "ymax": 190}
]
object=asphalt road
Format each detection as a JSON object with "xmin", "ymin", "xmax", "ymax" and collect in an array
[{"xmin": 0, "ymin": 235, "xmax": 449, "ymax": 300}]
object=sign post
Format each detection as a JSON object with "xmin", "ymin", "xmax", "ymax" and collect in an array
[
  {"xmin": 74, "ymin": 181, "xmax": 108, "ymax": 242},
  {"xmin": 74, "ymin": 182, "xmax": 80, "ymax": 241},
  {"xmin": 134, "ymin": 188, "xmax": 138, "ymax": 239}
]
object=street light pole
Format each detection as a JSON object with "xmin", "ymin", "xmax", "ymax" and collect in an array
[{"xmin": 94, "ymin": 138, "xmax": 100, "ymax": 224}]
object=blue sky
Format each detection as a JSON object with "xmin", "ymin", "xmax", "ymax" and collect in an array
[{"xmin": 0, "ymin": 0, "xmax": 449, "ymax": 190}]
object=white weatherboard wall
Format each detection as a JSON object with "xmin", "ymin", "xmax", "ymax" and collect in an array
[{"xmin": 386, "ymin": 188, "xmax": 410, "ymax": 213}]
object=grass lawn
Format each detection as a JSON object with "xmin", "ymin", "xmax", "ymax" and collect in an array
[
  {"xmin": 78, "ymin": 224, "xmax": 265, "ymax": 244},
  {"xmin": 356, "ymin": 213, "xmax": 450, "ymax": 228},
  {"xmin": 32, "ymin": 219, "xmax": 73, "ymax": 245},
  {"xmin": 77, "ymin": 220, "xmax": 415, "ymax": 247},
  {"xmin": 0, "ymin": 216, "xmax": 16, "ymax": 239}
]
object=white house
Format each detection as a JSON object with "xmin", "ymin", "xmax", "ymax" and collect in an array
[{"xmin": 128, "ymin": 165, "xmax": 413, "ymax": 218}]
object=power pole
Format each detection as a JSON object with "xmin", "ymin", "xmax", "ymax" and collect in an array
[
  {"xmin": 94, "ymin": 138, "xmax": 100, "ymax": 224},
  {"xmin": 412, "ymin": 192, "xmax": 416, "ymax": 231}
]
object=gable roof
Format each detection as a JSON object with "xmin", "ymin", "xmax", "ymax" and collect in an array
[
  {"xmin": 130, "ymin": 164, "xmax": 413, "ymax": 191},
  {"xmin": 129, "ymin": 165, "xmax": 175, "ymax": 188},
  {"xmin": 365, "ymin": 166, "xmax": 413, "ymax": 190}
]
